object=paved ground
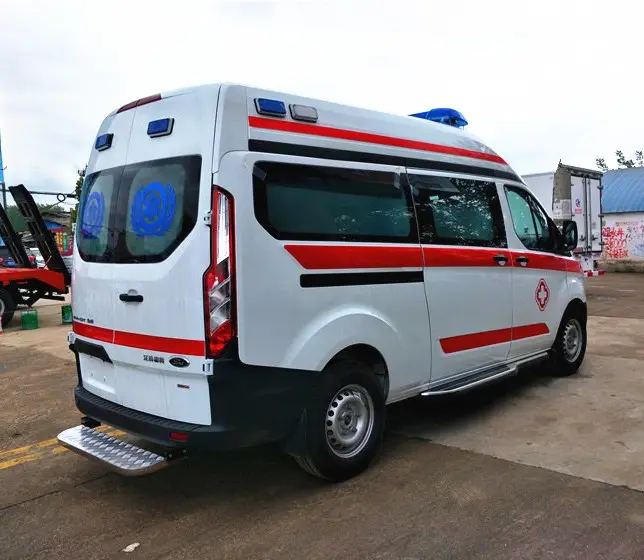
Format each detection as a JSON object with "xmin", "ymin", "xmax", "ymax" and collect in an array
[{"xmin": 0, "ymin": 274, "xmax": 643, "ymax": 559}]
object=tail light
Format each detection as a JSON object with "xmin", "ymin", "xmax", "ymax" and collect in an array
[{"xmin": 204, "ymin": 187, "xmax": 235, "ymax": 358}]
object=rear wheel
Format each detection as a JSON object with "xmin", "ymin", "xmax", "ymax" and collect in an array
[
  {"xmin": 549, "ymin": 309, "xmax": 587, "ymax": 377},
  {"xmin": 0, "ymin": 288, "xmax": 16, "ymax": 329},
  {"xmin": 293, "ymin": 360, "xmax": 386, "ymax": 482}
]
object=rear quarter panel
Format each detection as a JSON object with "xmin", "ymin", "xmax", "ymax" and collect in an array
[{"xmin": 218, "ymin": 151, "xmax": 433, "ymax": 402}]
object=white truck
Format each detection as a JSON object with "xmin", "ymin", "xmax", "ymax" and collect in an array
[{"xmin": 523, "ymin": 162, "xmax": 604, "ymax": 276}]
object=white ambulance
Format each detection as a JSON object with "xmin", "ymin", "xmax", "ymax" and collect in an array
[{"xmin": 58, "ymin": 84, "xmax": 587, "ymax": 482}]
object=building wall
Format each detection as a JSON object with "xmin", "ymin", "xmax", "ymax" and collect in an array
[{"xmin": 602, "ymin": 212, "xmax": 644, "ymax": 260}]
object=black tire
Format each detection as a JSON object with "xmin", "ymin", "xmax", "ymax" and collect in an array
[
  {"xmin": 549, "ymin": 308, "xmax": 587, "ymax": 377},
  {"xmin": 293, "ymin": 360, "xmax": 386, "ymax": 483},
  {"xmin": 0, "ymin": 288, "xmax": 15, "ymax": 329}
]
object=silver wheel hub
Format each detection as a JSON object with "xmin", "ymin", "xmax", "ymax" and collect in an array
[
  {"xmin": 0, "ymin": 297, "xmax": 5, "ymax": 320},
  {"xmin": 563, "ymin": 318, "xmax": 583, "ymax": 363},
  {"xmin": 325, "ymin": 384, "xmax": 374, "ymax": 459}
]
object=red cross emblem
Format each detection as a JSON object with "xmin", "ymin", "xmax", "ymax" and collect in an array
[{"xmin": 535, "ymin": 278, "xmax": 550, "ymax": 311}]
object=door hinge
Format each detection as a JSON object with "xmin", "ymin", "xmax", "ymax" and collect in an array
[{"xmin": 204, "ymin": 211, "xmax": 212, "ymax": 226}]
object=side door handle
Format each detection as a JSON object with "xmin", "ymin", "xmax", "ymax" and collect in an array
[
  {"xmin": 119, "ymin": 293, "xmax": 144, "ymax": 303},
  {"xmin": 515, "ymin": 256, "xmax": 530, "ymax": 266},
  {"xmin": 493, "ymin": 254, "xmax": 508, "ymax": 266}
]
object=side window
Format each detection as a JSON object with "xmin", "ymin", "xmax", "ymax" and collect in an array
[
  {"xmin": 408, "ymin": 174, "xmax": 507, "ymax": 247},
  {"xmin": 505, "ymin": 186, "xmax": 556, "ymax": 252},
  {"xmin": 253, "ymin": 162, "xmax": 416, "ymax": 243}
]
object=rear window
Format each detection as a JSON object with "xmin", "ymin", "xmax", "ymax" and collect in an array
[
  {"xmin": 253, "ymin": 162, "xmax": 416, "ymax": 243},
  {"xmin": 76, "ymin": 155, "xmax": 202, "ymax": 264}
]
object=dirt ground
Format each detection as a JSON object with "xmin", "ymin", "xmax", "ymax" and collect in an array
[{"xmin": 0, "ymin": 274, "xmax": 643, "ymax": 559}]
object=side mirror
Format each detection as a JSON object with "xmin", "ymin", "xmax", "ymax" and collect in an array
[{"xmin": 561, "ymin": 220, "xmax": 578, "ymax": 252}]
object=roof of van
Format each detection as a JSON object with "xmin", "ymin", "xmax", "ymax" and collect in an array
[{"xmin": 109, "ymin": 82, "xmax": 520, "ymax": 182}]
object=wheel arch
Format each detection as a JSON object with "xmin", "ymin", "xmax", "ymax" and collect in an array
[
  {"xmin": 562, "ymin": 297, "xmax": 587, "ymax": 327},
  {"xmin": 325, "ymin": 344, "xmax": 390, "ymax": 399}
]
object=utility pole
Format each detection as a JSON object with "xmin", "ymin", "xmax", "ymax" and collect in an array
[{"xmin": 0, "ymin": 129, "xmax": 6, "ymax": 208}]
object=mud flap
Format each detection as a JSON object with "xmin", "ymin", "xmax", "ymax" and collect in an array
[{"xmin": 283, "ymin": 409, "xmax": 309, "ymax": 457}]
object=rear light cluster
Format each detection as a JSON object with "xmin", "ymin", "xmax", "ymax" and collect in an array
[{"xmin": 204, "ymin": 187, "xmax": 235, "ymax": 358}]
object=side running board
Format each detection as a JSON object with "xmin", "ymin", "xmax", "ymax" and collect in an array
[
  {"xmin": 57, "ymin": 425, "xmax": 177, "ymax": 476},
  {"xmin": 421, "ymin": 352, "xmax": 549, "ymax": 396}
]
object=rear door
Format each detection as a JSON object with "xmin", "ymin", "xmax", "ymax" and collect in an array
[
  {"xmin": 588, "ymin": 176, "xmax": 603, "ymax": 253},
  {"xmin": 73, "ymin": 107, "xmax": 135, "ymax": 347},
  {"xmin": 570, "ymin": 175, "xmax": 590, "ymax": 253},
  {"xmin": 74, "ymin": 89, "xmax": 219, "ymax": 425}
]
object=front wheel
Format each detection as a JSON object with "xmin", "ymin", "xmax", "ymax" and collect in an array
[
  {"xmin": 292, "ymin": 360, "xmax": 386, "ymax": 482},
  {"xmin": 549, "ymin": 310, "xmax": 587, "ymax": 377}
]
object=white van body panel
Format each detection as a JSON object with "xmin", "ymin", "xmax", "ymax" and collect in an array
[{"xmin": 71, "ymin": 81, "xmax": 586, "ymax": 437}]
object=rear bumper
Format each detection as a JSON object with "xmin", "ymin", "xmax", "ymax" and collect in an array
[{"xmin": 72, "ymin": 353, "xmax": 319, "ymax": 451}]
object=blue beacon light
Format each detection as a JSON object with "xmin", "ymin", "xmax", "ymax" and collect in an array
[
  {"xmin": 409, "ymin": 108, "xmax": 468, "ymax": 129},
  {"xmin": 255, "ymin": 98, "xmax": 287, "ymax": 117},
  {"xmin": 95, "ymin": 133, "xmax": 113, "ymax": 151},
  {"xmin": 147, "ymin": 118, "xmax": 174, "ymax": 138}
]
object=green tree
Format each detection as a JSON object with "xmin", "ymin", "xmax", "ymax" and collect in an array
[
  {"xmin": 596, "ymin": 150, "xmax": 643, "ymax": 171},
  {"xmin": 70, "ymin": 166, "xmax": 86, "ymax": 223},
  {"xmin": 5, "ymin": 203, "xmax": 64, "ymax": 231}
]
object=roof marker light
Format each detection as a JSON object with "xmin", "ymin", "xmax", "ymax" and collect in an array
[
  {"xmin": 147, "ymin": 118, "xmax": 174, "ymax": 138},
  {"xmin": 289, "ymin": 104, "xmax": 318, "ymax": 123},
  {"xmin": 409, "ymin": 108, "xmax": 468, "ymax": 129},
  {"xmin": 95, "ymin": 133, "xmax": 113, "ymax": 151},
  {"xmin": 255, "ymin": 98, "xmax": 286, "ymax": 118}
]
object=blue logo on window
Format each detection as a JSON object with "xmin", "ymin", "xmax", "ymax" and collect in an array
[
  {"xmin": 131, "ymin": 182, "xmax": 176, "ymax": 237},
  {"xmin": 81, "ymin": 191, "xmax": 105, "ymax": 239}
]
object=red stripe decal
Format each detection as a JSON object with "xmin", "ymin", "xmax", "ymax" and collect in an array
[
  {"xmin": 512, "ymin": 323, "xmax": 551, "ymax": 341},
  {"xmin": 511, "ymin": 252, "xmax": 567, "ymax": 273},
  {"xmin": 566, "ymin": 260, "xmax": 584, "ymax": 274},
  {"xmin": 73, "ymin": 322, "xmax": 113, "ymax": 344},
  {"xmin": 511, "ymin": 252, "xmax": 582, "ymax": 274},
  {"xmin": 423, "ymin": 247, "xmax": 511, "ymax": 267},
  {"xmin": 440, "ymin": 323, "xmax": 550, "ymax": 354},
  {"xmin": 285, "ymin": 245, "xmax": 580, "ymax": 273},
  {"xmin": 285, "ymin": 244, "xmax": 423, "ymax": 270},
  {"xmin": 249, "ymin": 116, "xmax": 507, "ymax": 165},
  {"xmin": 73, "ymin": 322, "xmax": 206, "ymax": 356}
]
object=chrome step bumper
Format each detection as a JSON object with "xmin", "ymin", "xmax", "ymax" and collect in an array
[{"xmin": 57, "ymin": 425, "xmax": 172, "ymax": 476}]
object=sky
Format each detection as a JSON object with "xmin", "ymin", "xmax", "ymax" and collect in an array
[{"xmin": 1, "ymin": 0, "xmax": 643, "ymax": 207}]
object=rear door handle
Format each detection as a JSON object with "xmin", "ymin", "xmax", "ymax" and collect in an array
[
  {"xmin": 119, "ymin": 293, "xmax": 144, "ymax": 303},
  {"xmin": 515, "ymin": 256, "xmax": 530, "ymax": 266},
  {"xmin": 493, "ymin": 254, "xmax": 508, "ymax": 266}
]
